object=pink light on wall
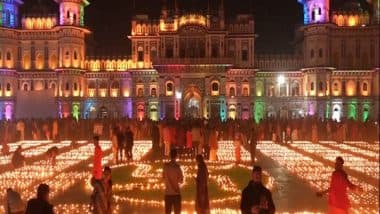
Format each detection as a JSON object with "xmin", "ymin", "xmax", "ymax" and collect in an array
[
  {"xmin": 5, "ymin": 103, "xmax": 13, "ymax": 120},
  {"xmin": 298, "ymin": 0, "xmax": 330, "ymax": 24},
  {"xmin": 308, "ymin": 102, "xmax": 315, "ymax": 116}
]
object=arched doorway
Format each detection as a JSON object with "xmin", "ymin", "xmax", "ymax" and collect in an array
[
  {"xmin": 183, "ymin": 86, "xmax": 202, "ymax": 118},
  {"xmin": 99, "ymin": 106, "xmax": 108, "ymax": 119}
]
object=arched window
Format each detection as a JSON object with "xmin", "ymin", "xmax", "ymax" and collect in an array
[
  {"xmin": 151, "ymin": 88, "xmax": 157, "ymax": 97},
  {"xmin": 166, "ymin": 82, "xmax": 173, "ymax": 92},
  {"xmin": 138, "ymin": 88, "xmax": 144, "ymax": 97},
  {"xmin": 243, "ymin": 87, "xmax": 249, "ymax": 96},
  {"xmin": 333, "ymin": 82, "xmax": 339, "ymax": 91},
  {"xmin": 67, "ymin": 11, "xmax": 70, "ymax": 18},
  {"xmin": 318, "ymin": 8, "xmax": 322, "ymax": 15},
  {"xmin": 74, "ymin": 51, "xmax": 78, "ymax": 60},
  {"xmin": 6, "ymin": 51, "xmax": 11, "ymax": 60},
  {"xmin": 65, "ymin": 82, "xmax": 70, "ymax": 91},
  {"xmin": 212, "ymin": 82, "xmax": 219, "ymax": 92},
  {"xmin": 211, "ymin": 82, "xmax": 220, "ymax": 96},
  {"xmin": 0, "ymin": 83, "xmax": 2, "ymax": 90},
  {"xmin": 319, "ymin": 82, "xmax": 323, "ymax": 91},
  {"xmin": 73, "ymin": 83, "xmax": 78, "ymax": 91},
  {"xmin": 310, "ymin": 49, "xmax": 315, "ymax": 58},
  {"xmin": 6, "ymin": 83, "xmax": 11, "ymax": 91},
  {"xmin": 310, "ymin": 82, "xmax": 315, "ymax": 91},
  {"xmin": 229, "ymin": 87, "xmax": 236, "ymax": 97},
  {"xmin": 73, "ymin": 14, "xmax": 77, "ymax": 23},
  {"xmin": 111, "ymin": 81, "xmax": 119, "ymax": 89},
  {"xmin": 65, "ymin": 51, "xmax": 70, "ymax": 59},
  {"xmin": 137, "ymin": 46, "xmax": 144, "ymax": 62},
  {"xmin": 23, "ymin": 83, "xmax": 28, "ymax": 91},
  {"xmin": 363, "ymin": 82, "xmax": 368, "ymax": 91},
  {"xmin": 291, "ymin": 82, "xmax": 300, "ymax": 96},
  {"xmin": 319, "ymin": 49, "xmax": 323, "ymax": 58}
]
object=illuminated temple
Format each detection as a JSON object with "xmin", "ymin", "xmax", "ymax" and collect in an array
[{"xmin": 0, "ymin": 0, "xmax": 379, "ymax": 122}]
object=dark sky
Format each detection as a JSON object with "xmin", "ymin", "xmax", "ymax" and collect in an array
[{"xmin": 21, "ymin": 0, "xmax": 371, "ymax": 56}]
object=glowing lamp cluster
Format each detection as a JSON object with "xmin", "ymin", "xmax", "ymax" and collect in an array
[
  {"xmin": 179, "ymin": 14, "xmax": 206, "ymax": 27},
  {"xmin": 22, "ymin": 17, "xmax": 57, "ymax": 30}
]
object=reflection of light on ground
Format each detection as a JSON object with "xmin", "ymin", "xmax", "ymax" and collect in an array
[{"xmin": 258, "ymin": 141, "xmax": 379, "ymax": 213}]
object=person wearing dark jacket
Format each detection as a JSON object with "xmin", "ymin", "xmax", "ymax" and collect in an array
[
  {"xmin": 240, "ymin": 166, "xmax": 275, "ymax": 214},
  {"xmin": 25, "ymin": 183, "xmax": 54, "ymax": 214},
  {"xmin": 125, "ymin": 126, "xmax": 134, "ymax": 161}
]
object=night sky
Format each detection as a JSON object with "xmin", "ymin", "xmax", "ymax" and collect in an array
[{"xmin": 21, "ymin": 0, "xmax": 371, "ymax": 56}]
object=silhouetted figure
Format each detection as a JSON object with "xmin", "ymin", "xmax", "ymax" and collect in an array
[
  {"xmin": 195, "ymin": 155, "xmax": 209, "ymax": 214},
  {"xmin": 163, "ymin": 149, "xmax": 183, "ymax": 214},
  {"xmin": 241, "ymin": 166, "xmax": 275, "ymax": 214},
  {"xmin": 11, "ymin": 146, "xmax": 25, "ymax": 169},
  {"xmin": 90, "ymin": 166, "xmax": 113, "ymax": 214},
  {"xmin": 5, "ymin": 188, "xmax": 25, "ymax": 214},
  {"xmin": 93, "ymin": 136, "xmax": 103, "ymax": 180},
  {"xmin": 46, "ymin": 146, "xmax": 59, "ymax": 166},
  {"xmin": 25, "ymin": 184, "xmax": 54, "ymax": 214},
  {"xmin": 125, "ymin": 126, "xmax": 134, "ymax": 161}
]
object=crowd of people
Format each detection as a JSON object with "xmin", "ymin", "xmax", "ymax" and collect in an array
[
  {"xmin": 1, "ymin": 116, "xmax": 378, "ymax": 145},
  {"xmin": 2, "ymin": 115, "xmax": 375, "ymax": 214}
]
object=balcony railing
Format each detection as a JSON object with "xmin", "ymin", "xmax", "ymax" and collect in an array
[{"xmin": 152, "ymin": 57, "xmax": 234, "ymax": 65}]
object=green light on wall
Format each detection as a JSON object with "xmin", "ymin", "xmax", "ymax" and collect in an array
[
  {"xmin": 254, "ymin": 101, "xmax": 264, "ymax": 124},
  {"xmin": 80, "ymin": 5, "xmax": 84, "ymax": 26},
  {"xmin": 0, "ymin": 4, "xmax": 3, "ymax": 26},
  {"xmin": 325, "ymin": 103, "xmax": 331, "ymax": 119},
  {"xmin": 72, "ymin": 103, "xmax": 80, "ymax": 121},
  {"xmin": 347, "ymin": 101, "xmax": 357, "ymax": 120},
  {"xmin": 362, "ymin": 103, "xmax": 370, "ymax": 122}
]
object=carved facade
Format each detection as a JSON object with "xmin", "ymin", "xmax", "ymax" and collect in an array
[{"xmin": 0, "ymin": 0, "xmax": 379, "ymax": 122}]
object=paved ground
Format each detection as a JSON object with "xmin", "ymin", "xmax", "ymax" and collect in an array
[{"xmin": 255, "ymin": 151, "xmax": 327, "ymax": 213}]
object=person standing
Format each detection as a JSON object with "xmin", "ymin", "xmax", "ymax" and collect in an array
[
  {"xmin": 93, "ymin": 136, "xmax": 103, "ymax": 180},
  {"xmin": 151, "ymin": 123, "xmax": 160, "ymax": 152},
  {"xmin": 163, "ymin": 149, "xmax": 184, "ymax": 214},
  {"xmin": 186, "ymin": 126, "xmax": 193, "ymax": 152},
  {"xmin": 90, "ymin": 166, "xmax": 113, "ymax": 214},
  {"xmin": 52, "ymin": 119, "xmax": 58, "ymax": 141},
  {"xmin": 11, "ymin": 146, "xmax": 25, "ymax": 169},
  {"xmin": 240, "ymin": 166, "xmax": 275, "ymax": 214},
  {"xmin": 25, "ymin": 184, "xmax": 54, "ymax": 214},
  {"xmin": 192, "ymin": 124, "xmax": 201, "ymax": 155},
  {"xmin": 234, "ymin": 132, "xmax": 242, "ymax": 164},
  {"xmin": 317, "ymin": 156, "xmax": 362, "ymax": 214},
  {"xmin": 16, "ymin": 120, "xmax": 25, "ymax": 141},
  {"xmin": 311, "ymin": 123, "xmax": 318, "ymax": 143},
  {"xmin": 249, "ymin": 127, "xmax": 257, "ymax": 164},
  {"xmin": 111, "ymin": 127, "xmax": 119, "ymax": 164},
  {"xmin": 163, "ymin": 124, "xmax": 172, "ymax": 157},
  {"xmin": 195, "ymin": 155, "xmax": 209, "ymax": 214},
  {"xmin": 208, "ymin": 126, "xmax": 218, "ymax": 161},
  {"xmin": 5, "ymin": 188, "xmax": 25, "ymax": 214},
  {"xmin": 125, "ymin": 126, "xmax": 134, "ymax": 161}
]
